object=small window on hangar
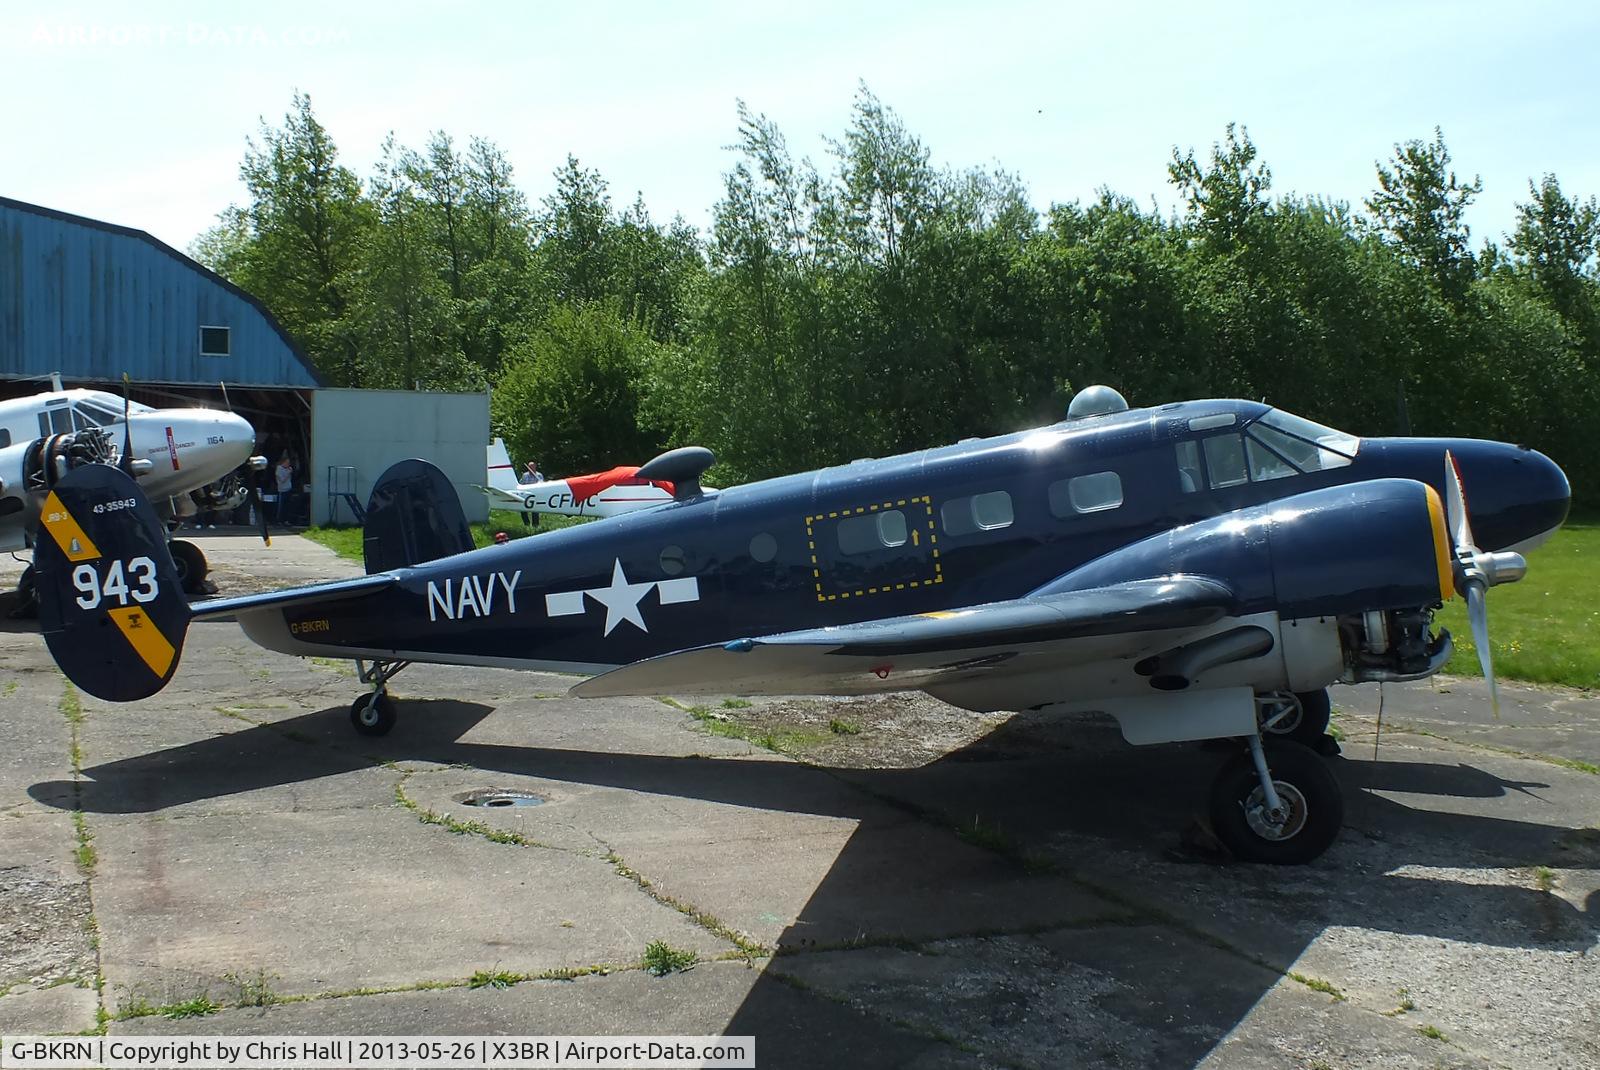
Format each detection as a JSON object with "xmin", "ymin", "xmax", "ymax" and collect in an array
[{"xmin": 199, "ymin": 325, "xmax": 231, "ymax": 357}]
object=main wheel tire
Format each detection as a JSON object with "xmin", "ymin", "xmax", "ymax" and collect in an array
[
  {"xmin": 349, "ymin": 693, "xmax": 397, "ymax": 737},
  {"xmin": 168, "ymin": 540, "xmax": 209, "ymax": 594},
  {"xmin": 1209, "ymin": 741, "xmax": 1343, "ymax": 865},
  {"xmin": 1257, "ymin": 688, "xmax": 1333, "ymax": 748}
]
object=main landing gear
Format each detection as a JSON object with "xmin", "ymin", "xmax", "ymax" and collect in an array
[
  {"xmin": 350, "ymin": 659, "xmax": 410, "ymax": 736},
  {"xmin": 1254, "ymin": 688, "xmax": 1332, "ymax": 748},
  {"xmin": 167, "ymin": 539, "xmax": 209, "ymax": 595},
  {"xmin": 1208, "ymin": 736, "xmax": 1343, "ymax": 864}
]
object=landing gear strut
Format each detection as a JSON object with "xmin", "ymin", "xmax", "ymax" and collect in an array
[
  {"xmin": 1208, "ymin": 737, "xmax": 1343, "ymax": 864},
  {"xmin": 350, "ymin": 659, "xmax": 410, "ymax": 736},
  {"xmin": 1255, "ymin": 688, "xmax": 1332, "ymax": 748}
]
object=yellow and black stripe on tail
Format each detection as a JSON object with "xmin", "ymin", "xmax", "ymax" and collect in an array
[{"xmin": 34, "ymin": 464, "xmax": 190, "ymax": 702}]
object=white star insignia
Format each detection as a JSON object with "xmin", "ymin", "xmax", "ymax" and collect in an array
[
  {"xmin": 544, "ymin": 558, "xmax": 701, "ymax": 635},
  {"xmin": 584, "ymin": 559, "xmax": 655, "ymax": 636}
]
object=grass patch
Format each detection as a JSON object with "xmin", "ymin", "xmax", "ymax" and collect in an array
[
  {"xmin": 955, "ymin": 814, "xmax": 1013, "ymax": 853},
  {"xmin": 720, "ymin": 698, "xmax": 752, "ymax": 710},
  {"xmin": 641, "ymin": 940, "xmax": 697, "ymax": 976},
  {"xmin": 121, "ymin": 995, "xmax": 221, "ymax": 1021},
  {"xmin": 161, "ymin": 996, "xmax": 219, "ymax": 1019},
  {"xmin": 71, "ymin": 811, "xmax": 96, "ymax": 873},
  {"xmin": 223, "ymin": 970, "xmax": 279, "ymax": 1008},
  {"xmin": 468, "ymin": 968, "xmax": 528, "ymax": 990},
  {"xmin": 305, "ymin": 510, "xmax": 593, "ymax": 563},
  {"xmin": 657, "ymin": 697, "xmax": 826, "ymax": 753},
  {"xmin": 1288, "ymin": 971, "xmax": 1346, "ymax": 1001},
  {"xmin": 1416, "ymin": 1024, "xmax": 1447, "ymax": 1041},
  {"xmin": 1436, "ymin": 520, "xmax": 1600, "ymax": 689},
  {"xmin": 828, "ymin": 718, "xmax": 861, "ymax": 735},
  {"xmin": 3, "ymin": 680, "xmax": 17, "ymax": 696},
  {"xmin": 1534, "ymin": 866, "xmax": 1556, "ymax": 892}
]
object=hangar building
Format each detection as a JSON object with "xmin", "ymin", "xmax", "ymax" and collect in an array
[{"xmin": 0, "ymin": 196, "xmax": 488, "ymax": 524}]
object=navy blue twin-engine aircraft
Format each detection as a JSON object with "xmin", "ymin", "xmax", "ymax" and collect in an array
[{"xmin": 31, "ymin": 388, "xmax": 1569, "ymax": 864}]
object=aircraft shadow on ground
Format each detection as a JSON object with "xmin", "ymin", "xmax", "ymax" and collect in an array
[{"xmin": 30, "ymin": 700, "xmax": 1597, "ymax": 1067}]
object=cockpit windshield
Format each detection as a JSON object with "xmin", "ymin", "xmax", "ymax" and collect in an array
[
  {"xmin": 72, "ymin": 401, "xmax": 120, "ymax": 426},
  {"xmin": 77, "ymin": 393, "xmax": 154, "ymax": 423},
  {"xmin": 1250, "ymin": 410, "xmax": 1360, "ymax": 472}
]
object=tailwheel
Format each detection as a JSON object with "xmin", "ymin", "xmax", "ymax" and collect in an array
[
  {"xmin": 1209, "ymin": 739, "xmax": 1343, "ymax": 864},
  {"xmin": 10, "ymin": 565, "xmax": 38, "ymax": 620},
  {"xmin": 1255, "ymin": 688, "xmax": 1332, "ymax": 748},
  {"xmin": 168, "ymin": 539, "xmax": 209, "ymax": 594},
  {"xmin": 349, "ymin": 692, "xmax": 397, "ymax": 736}
]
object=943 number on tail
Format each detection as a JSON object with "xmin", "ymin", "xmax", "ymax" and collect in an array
[{"xmin": 73, "ymin": 557, "xmax": 159, "ymax": 609}]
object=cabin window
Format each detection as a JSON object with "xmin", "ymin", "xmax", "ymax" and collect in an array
[
  {"xmin": 199, "ymin": 325, "xmax": 231, "ymax": 357},
  {"xmin": 1176, "ymin": 441, "xmax": 1203, "ymax": 493},
  {"xmin": 659, "ymin": 545, "xmax": 686, "ymax": 576},
  {"xmin": 0, "ymin": 429, "xmax": 9, "ymax": 448},
  {"xmin": 1202, "ymin": 434, "xmax": 1249, "ymax": 489},
  {"xmin": 941, "ymin": 491, "xmax": 1014, "ymax": 536},
  {"xmin": 837, "ymin": 510, "xmax": 909, "ymax": 555},
  {"xmin": 749, "ymin": 532, "xmax": 778, "ymax": 563},
  {"xmin": 1050, "ymin": 471, "xmax": 1123, "ymax": 516}
]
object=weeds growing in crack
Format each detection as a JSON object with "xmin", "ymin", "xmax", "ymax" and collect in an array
[
  {"xmin": 642, "ymin": 941, "xmax": 697, "ymax": 976},
  {"xmin": 604, "ymin": 850, "xmax": 767, "ymax": 956},
  {"xmin": 60, "ymin": 680, "xmax": 109, "ymax": 1034}
]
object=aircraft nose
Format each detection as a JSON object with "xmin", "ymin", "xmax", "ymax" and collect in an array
[{"xmin": 1452, "ymin": 441, "xmax": 1570, "ymax": 552}]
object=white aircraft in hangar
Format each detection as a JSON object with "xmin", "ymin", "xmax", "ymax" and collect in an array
[{"xmin": 0, "ymin": 385, "xmax": 261, "ymax": 604}]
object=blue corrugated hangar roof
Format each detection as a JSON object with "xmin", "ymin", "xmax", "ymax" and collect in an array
[{"xmin": 0, "ymin": 196, "xmax": 324, "ymax": 388}]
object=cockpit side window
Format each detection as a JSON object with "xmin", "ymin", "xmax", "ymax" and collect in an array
[{"xmin": 1202, "ymin": 434, "xmax": 1249, "ymax": 489}]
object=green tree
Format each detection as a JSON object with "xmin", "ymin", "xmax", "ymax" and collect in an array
[
  {"xmin": 491, "ymin": 302, "xmax": 673, "ymax": 476},
  {"xmin": 1169, "ymin": 123, "xmax": 1273, "ymax": 254},
  {"xmin": 1507, "ymin": 174, "xmax": 1599, "ymax": 329},
  {"xmin": 1366, "ymin": 128, "xmax": 1482, "ymax": 303},
  {"xmin": 232, "ymin": 92, "xmax": 374, "ymax": 385},
  {"xmin": 351, "ymin": 136, "xmax": 466, "ymax": 390}
]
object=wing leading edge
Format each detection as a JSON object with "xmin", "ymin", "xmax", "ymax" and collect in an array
[{"xmin": 572, "ymin": 575, "xmax": 1233, "ymax": 698}]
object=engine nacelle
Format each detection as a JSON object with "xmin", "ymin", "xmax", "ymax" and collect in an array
[{"xmin": 1036, "ymin": 478, "xmax": 1454, "ymax": 687}]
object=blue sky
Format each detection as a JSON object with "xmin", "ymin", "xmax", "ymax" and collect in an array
[{"xmin": 2, "ymin": 1, "xmax": 1595, "ymax": 252}]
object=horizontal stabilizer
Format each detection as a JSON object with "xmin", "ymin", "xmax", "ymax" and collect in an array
[
  {"xmin": 189, "ymin": 573, "xmax": 397, "ymax": 621},
  {"xmin": 574, "ymin": 576, "xmax": 1232, "ymax": 698}
]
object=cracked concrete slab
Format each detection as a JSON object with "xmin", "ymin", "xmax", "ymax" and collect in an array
[{"xmin": 111, "ymin": 961, "xmax": 972, "ymax": 1069}]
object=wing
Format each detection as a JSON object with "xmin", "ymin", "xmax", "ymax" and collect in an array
[{"xmin": 572, "ymin": 575, "xmax": 1233, "ymax": 698}]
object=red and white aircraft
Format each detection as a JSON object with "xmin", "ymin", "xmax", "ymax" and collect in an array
[{"xmin": 479, "ymin": 439, "xmax": 700, "ymax": 519}]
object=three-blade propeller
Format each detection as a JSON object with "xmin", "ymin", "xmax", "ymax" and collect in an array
[{"xmin": 1442, "ymin": 451, "xmax": 1527, "ymax": 718}]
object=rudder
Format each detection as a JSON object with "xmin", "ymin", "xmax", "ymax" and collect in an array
[
  {"xmin": 34, "ymin": 465, "xmax": 190, "ymax": 701},
  {"xmin": 363, "ymin": 459, "xmax": 475, "ymax": 574},
  {"xmin": 486, "ymin": 438, "xmax": 518, "ymax": 493}
]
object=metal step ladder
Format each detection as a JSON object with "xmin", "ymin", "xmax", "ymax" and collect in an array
[{"xmin": 327, "ymin": 466, "xmax": 365, "ymax": 525}]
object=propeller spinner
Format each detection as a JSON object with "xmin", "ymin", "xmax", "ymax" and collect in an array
[{"xmin": 1443, "ymin": 451, "xmax": 1528, "ymax": 717}]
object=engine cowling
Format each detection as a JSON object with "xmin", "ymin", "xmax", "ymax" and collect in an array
[{"xmin": 1037, "ymin": 478, "xmax": 1453, "ymax": 684}]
